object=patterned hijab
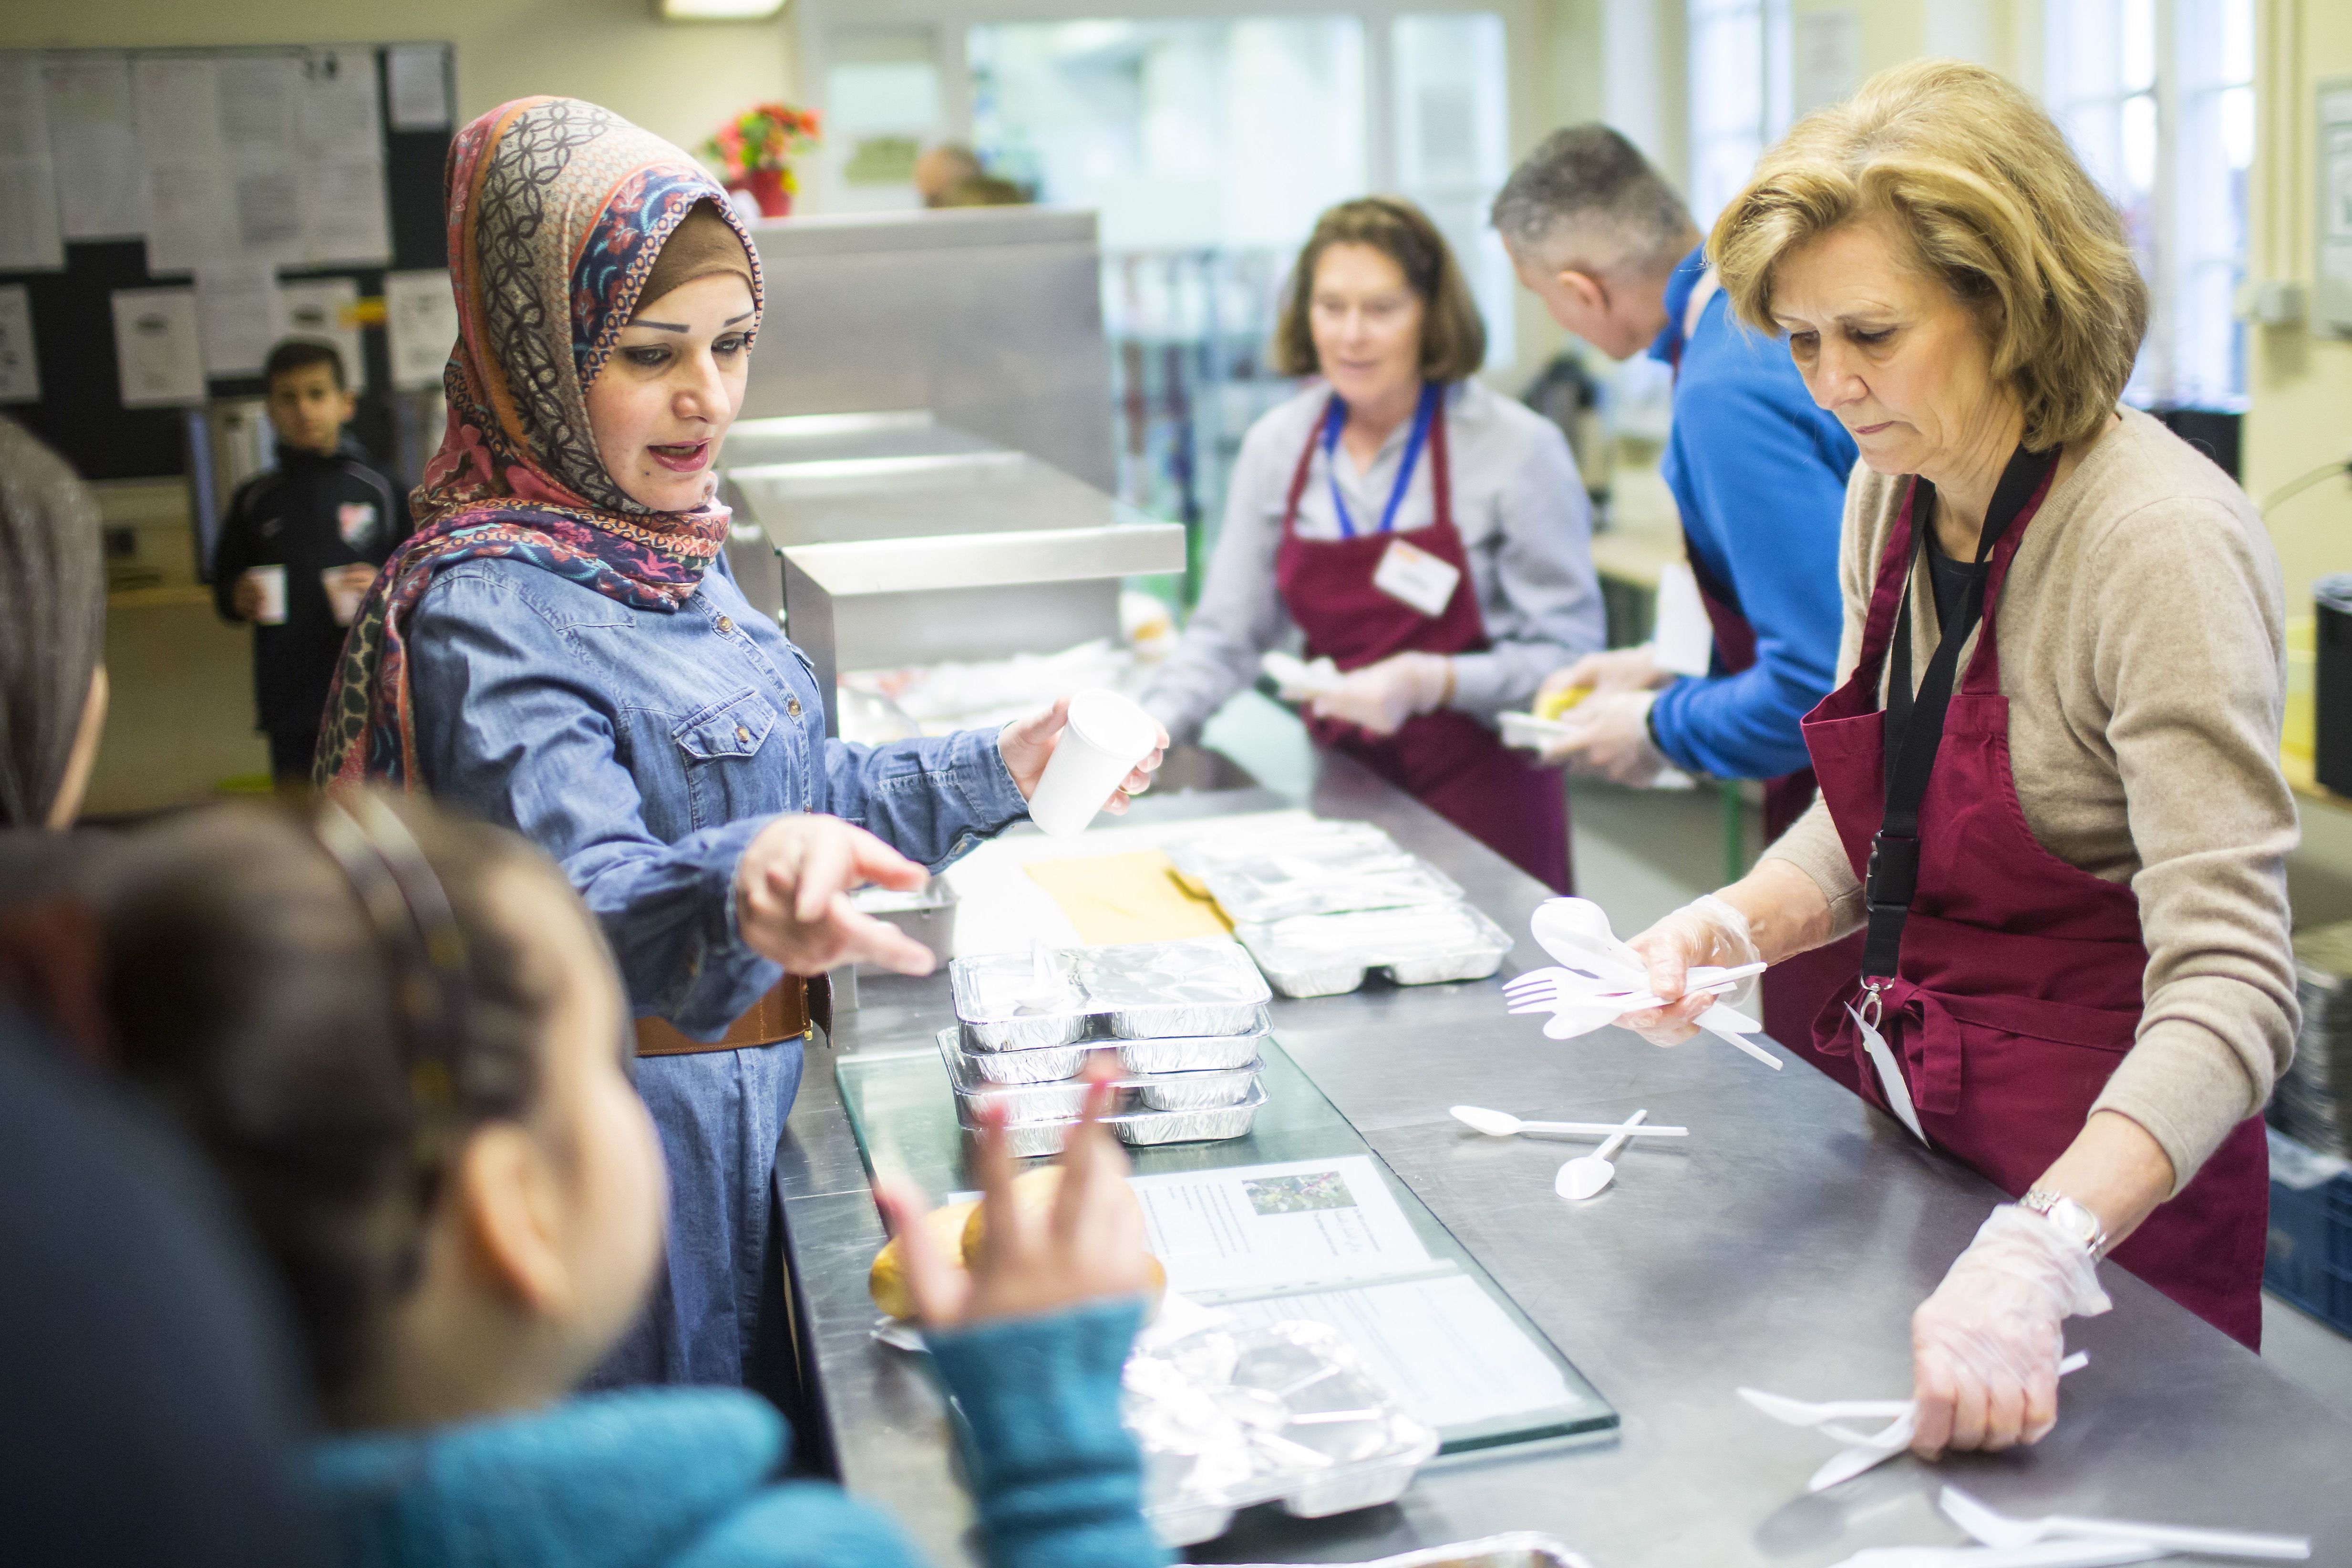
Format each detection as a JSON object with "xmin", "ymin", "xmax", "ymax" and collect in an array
[{"xmin": 316, "ymin": 97, "xmax": 763, "ymax": 787}]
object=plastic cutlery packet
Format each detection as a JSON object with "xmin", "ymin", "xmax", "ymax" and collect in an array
[
  {"xmin": 937, "ymin": 1028, "xmax": 1263, "ymax": 1123},
  {"xmin": 1235, "ymin": 902, "xmax": 1516, "ymax": 998},
  {"xmin": 949, "ymin": 938, "xmax": 1270, "ymax": 1050},
  {"xmin": 1124, "ymin": 1318, "xmax": 1439, "ymax": 1548}
]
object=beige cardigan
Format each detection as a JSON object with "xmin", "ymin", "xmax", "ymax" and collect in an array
[{"xmin": 1764, "ymin": 407, "xmax": 2299, "ymax": 1192}]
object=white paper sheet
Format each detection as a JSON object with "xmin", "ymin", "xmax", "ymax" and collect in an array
[
  {"xmin": 384, "ymin": 268, "xmax": 458, "ymax": 390},
  {"xmin": 300, "ymin": 48, "xmax": 390, "ymax": 265},
  {"xmin": 134, "ymin": 57, "xmax": 234, "ymax": 272},
  {"xmin": 385, "ymin": 44, "xmax": 451, "ymax": 132},
  {"xmin": 277, "ymin": 275, "xmax": 365, "ymax": 392},
  {"xmin": 1227, "ymin": 1273, "xmax": 1578, "ymax": 1432},
  {"xmin": 1128, "ymin": 1155, "xmax": 1433, "ymax": 1299},
  {"xmin": 0, "ymin": 284, "xmax": 40, "ymax": 402},
  {"xmin": 110, "ymin": 287, "xmax": 204, "ymax": 407},
  {"xmin": 0, "ymin": 54, "xmax": 64, "ymax": 270},
  {"xmin": 43, "ymin": 53, "xmax": 144, "ymax": 241},
  {"xmin": 1652, "ymin": 561, "xmax": 1716, "ymax": 678},
  {"xmin": 195, "ymin": 262, "xmax": 282, "ymax": 378}
]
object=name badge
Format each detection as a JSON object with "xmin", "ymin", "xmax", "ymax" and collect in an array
[{"xmin": 1371, "ymin": 537, "xmax": 1461, "ymax": 619}]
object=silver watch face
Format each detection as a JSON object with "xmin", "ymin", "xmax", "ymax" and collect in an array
[{"xmin": 2032, "ymin": 1193, "xmax": 2101, "ymax": 1251}]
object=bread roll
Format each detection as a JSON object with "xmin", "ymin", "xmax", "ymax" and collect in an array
[{"xmin": 867, "ymin": 1198, "xmax": 979, "ymax": 1321}]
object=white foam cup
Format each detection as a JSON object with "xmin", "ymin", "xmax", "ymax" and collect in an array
[
  {"xmin": 1027, "ymin": 688, "xmax": 1160, "ymax": 838},
  {"xmin": 248, "ymin": 565, "xmax": 288, "ymax": 625},
  {"xmin": 321, "ymin": 567, "xmax": 367, "ymax": 626}
]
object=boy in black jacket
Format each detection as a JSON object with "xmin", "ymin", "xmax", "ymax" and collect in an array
[{"xmin": 211, "ymin": 340, "xmax": 409, "ymax": 783}]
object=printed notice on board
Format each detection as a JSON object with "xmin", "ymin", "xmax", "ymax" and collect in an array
[
  {"xmin": 110, "ymin": 288, "xmax": 204, "ymax": 407},
  {"xmin": 1127, "ymin": 1156, "xmax": 1433, "ymax": 1299},
  {"xmin": 1226, "ymin": 1274, "xmax": 1577, "ymax": 1432},
  {"xmin": 43, "ymin": 52, "xmax": 145, "ymax": 241},
  {"xmin": 385, "ymin": 269, "xmax": 459, "ymax": 390},
  {"xmin": 0, "ymin": 285, "xmax": 40, "ymax": 403},
  {"xmin": 279, "ymin": 276, "xmax": 366, "ymax": 393},
  {"xmin": 0, "ymin": 53, "xmax": 65, "ymax": 271},
  {"xmin": 385, "ymin": 44, "xmax": 452, "ymax": 131}
]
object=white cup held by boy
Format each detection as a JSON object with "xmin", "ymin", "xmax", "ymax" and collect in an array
[
  {"xmin": 245, "ymin": 565, "xmax": 289, "ymax": 626},
  {"xmin": 1029, "ymin": 689, "xmax": 1161, "ymax": 837}
]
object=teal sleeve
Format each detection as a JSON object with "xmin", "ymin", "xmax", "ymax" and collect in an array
[
  {"xmin": 926, "ymin": 1299, "xmax": 1168, "ymax": 1568},
  {"xmin": 670, "ymin": 1481, "xmax": 932, "ymax": 1568}
]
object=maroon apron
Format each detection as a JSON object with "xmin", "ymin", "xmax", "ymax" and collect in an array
[
  {"xmin": 1685, "ymin": 556, "xmax": 1867, "ymax": 1087},
  {"xmin": 1274, "ymin": 392, "xmax": 1572, "ymax": 892},
  {"xmin": 1801, "ymin": 475, "xmax": 2269, "ymax": 1346}
]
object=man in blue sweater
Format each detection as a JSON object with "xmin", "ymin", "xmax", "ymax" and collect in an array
[{"xmin": 1491, "ymin": 125, "xmax": 1863, "ymax": 1067}]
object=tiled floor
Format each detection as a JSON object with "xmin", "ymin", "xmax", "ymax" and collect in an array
[{"xmin": 1199, "ymin": 698, "xmax": 2352, "ymax": 1423}]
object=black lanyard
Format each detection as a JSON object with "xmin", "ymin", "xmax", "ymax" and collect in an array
[{"xmin": 1860, "ymin": 444, "xmax": 2058, "ymax": 985}]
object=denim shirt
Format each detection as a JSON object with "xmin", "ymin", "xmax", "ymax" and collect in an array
[{"xmin": 408, "ymin": 554, "xmax": 1030, "ymax": 1039}]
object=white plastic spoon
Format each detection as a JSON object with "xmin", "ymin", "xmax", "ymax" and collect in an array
[
  {"xmin": 1451, "ymin": 1105, "xmax": 1689, "ymax": 1139},
  {"xmin": 1555, "ymin": 1109, "xmax": 1648, "ymax": 1200}
]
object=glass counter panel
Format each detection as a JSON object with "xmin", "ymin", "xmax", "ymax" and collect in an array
[{"xmin": 836, "ymin": 1035, "xmax": 1616, "ymax": 1452}]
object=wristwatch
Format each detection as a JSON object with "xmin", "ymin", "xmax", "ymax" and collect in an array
[{"xmin": 2020, "ymin": 1187, "xmax": 2109, "ymax": 1260}]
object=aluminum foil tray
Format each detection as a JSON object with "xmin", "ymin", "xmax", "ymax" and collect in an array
[
  {"xmin": 938, "ymin": 1028, "xmax": 1262, "ymax": 1124},
  {"xmin": 1236, "ymin": 902, "xmax": 1515, "ymax": 999},
  {"xmin": 1125, "ymin": 1319, "xmax": 1439, "ymax": 1548},
  {"xmin": 977, "ymin": 1082, "xmax": 1269, "ymax": 1158},
  {"xmin": 950, "ymin": 1019, "xmax": 1270, "ymax": 1084},
  {"xmin": 1166, "ymin": 818, "xmax": 1407, "ymax": 885},
  {"xmin": 951, "ymin": 939, "xmax": 1270, "ymax": 1049},
  {"xmin": 1199, "ymin": 857, "xmax": 1467, "ymax": 924}
]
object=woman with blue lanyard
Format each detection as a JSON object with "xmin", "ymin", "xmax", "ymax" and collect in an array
[{"xmin": 1141, "ymin": 197, "xmax": 1604, "ymax": 889}]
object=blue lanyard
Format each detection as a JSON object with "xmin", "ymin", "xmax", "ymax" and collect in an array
[{"xmin": 1322, "ymin": 382, "xmax": 1438, "ymax": 539}]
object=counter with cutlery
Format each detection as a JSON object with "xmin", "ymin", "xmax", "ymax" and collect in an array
[{"xmin": 775, "ymin": 753, "xmax": 2352, "ymax": 1568}]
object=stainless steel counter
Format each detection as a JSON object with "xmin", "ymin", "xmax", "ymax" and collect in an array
[{"xmin": 775, "ymin": 754, "xmax": 2352, "ymax": 1565}]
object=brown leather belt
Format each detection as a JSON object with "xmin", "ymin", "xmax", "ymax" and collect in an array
[{"xmin": 634, "ymin": 976, "xmax": 825, "ymax": 1056}]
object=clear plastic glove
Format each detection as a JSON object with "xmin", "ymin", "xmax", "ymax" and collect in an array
[
  {"xmin": 1543, "ymin": 645, "xmax": 1670, "ymax": 698},
  {"xmin": 1538, "ymin": 689, "xmax": 1667, "ymax": 784},
  {"xmin": 1309, "ymin": 652, "xmax": 1452, "ymax": 738},
  {"xmin": 1911, "ymin": 1204, "xmax": 2112, "ymax": 1457},
  {"xmin": 1620, "ymin": 892, "xmax": 1760, "ymax": 1044}
]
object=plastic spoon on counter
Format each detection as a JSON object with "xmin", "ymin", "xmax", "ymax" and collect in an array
[
  {"xmin": 1555, "ymin": 1109, "xmax": 1649, "ymax": 1200},
  {"xmin": 1451, "ymin": 1105, "xmax": 1689, "ymax": 1139}
]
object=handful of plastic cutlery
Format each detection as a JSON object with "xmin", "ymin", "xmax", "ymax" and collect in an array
[
  {"xmin": 1506, "ymin": 898, "xmax": 1785, "ymax": 1069},
  {"xmin": 1737, "ymin": 1352, "xmax": 2089, "ymax": 1493}
]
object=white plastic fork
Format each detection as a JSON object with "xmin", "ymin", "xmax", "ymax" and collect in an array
[
  {"xmin": 1741, "ymin": 1353, "xmax": 2090, "ymax": 1494},
  {"xmin": 1939, "ymin": 1484, "xmax": 2311, "ymax": 1560}
]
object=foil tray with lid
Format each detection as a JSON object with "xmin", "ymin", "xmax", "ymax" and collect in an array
[
  {"xmin": 950, "ymin": 939, "xmax": 1271, "ymax": 1050},
  {"xmin": 1235, "ymin": 902, "xmax": 1515, "ymax": 998},
  {"xmin": 1125, "ymin": 1318, "xmax": 1440, "ymax": 1547},
  {"xmin": 952, "ymin": 1017, "xmax": 1269, "ymax": 1084},
  {"xmin": 936, "ymin": 1028, "xmax": 1263, "ymax": 1124},
  {"xmin": 969, "ymin": 1082, "xmax": 1270, "ymax": 1158}
]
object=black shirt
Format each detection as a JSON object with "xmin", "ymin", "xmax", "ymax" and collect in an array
[
  {"xmin": 1926, "ymin": 534, "xmax": 1978, "ymax": 634},
  {"xmin": 210, "ymin": 438, "xmax": 410, "ymax": 738}
]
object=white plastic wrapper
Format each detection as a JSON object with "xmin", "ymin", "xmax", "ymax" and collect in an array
[
  {"xmin": 1237, "ymin": 902, "xmax": 1515, "ymax": 998},
  {"xmin": 951, "ymin": 939, "xmax": 1271, "ymax": 1049},
  {"xmin": 1125, "ymin": 1319, "xmax": 1439, "ymax": 1547}
]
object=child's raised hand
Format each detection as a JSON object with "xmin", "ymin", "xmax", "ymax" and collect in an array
[{"xmin": 873, "ymin": 1061, "xmax": 1155, "ymax": 1331}]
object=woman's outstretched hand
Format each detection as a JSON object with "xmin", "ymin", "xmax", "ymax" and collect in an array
[
  {"xmin": 999, "ymin": 697, "xmax": 1168, "ymax": 816},
  {"xmin": 734, "ymin": 814, "xmax": 935, "ymax": 976},
  {"xmin": 875, "ymin": 1063, "xmax": 1155, "ymax": 1330}
]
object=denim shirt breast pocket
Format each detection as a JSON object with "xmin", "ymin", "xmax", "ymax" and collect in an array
[{"xmin": 671, "ymin": 688, "xmax": 784, "ymax": 833}]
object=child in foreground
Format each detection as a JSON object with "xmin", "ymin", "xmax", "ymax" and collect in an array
[{"xmin": 96, "ymin": 793, "xmax": 1168, "ymax": 1568}]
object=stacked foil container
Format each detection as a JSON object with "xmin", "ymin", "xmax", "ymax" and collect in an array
[
  {"xmin": 1168, "ymin": 819, "xmax": 1514, "ymax": 998},
  {"xmin": 1126, "ymin": 1319, "xmax": 1439, "ymax": 1547},
  {"xmin": 946, "ymin": 938, "xmax": 1272, "ymax": 1156},
  {"xmin": 2281, "ymin": 920, "xmax": 2352, "ymax": 1156}
]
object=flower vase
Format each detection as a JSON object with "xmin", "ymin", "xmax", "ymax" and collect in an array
[{"xmin": 737, "ymin": 167, "xmax": 793, "ymax": 218}]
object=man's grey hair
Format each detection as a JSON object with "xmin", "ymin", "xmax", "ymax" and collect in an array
[{"xmin": 1491, "ymin": 124, "xmax": 1697, "ymax": 279}]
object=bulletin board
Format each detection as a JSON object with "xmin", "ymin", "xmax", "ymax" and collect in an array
[{"xmin": 0, "ymin": 43, "xmax": 456, "ymax": 482}]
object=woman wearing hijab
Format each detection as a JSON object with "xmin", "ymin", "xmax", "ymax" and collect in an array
[{"xmin": 320, "ymin": 97, "xmax": 1164, "ymax": 1391}]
